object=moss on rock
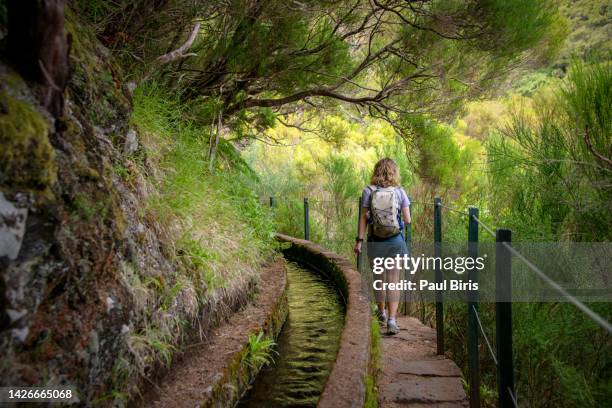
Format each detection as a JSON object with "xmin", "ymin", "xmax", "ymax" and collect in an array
[{"xmin": 0, "ymin": 75, "xmax": 56, "ymax": 196}]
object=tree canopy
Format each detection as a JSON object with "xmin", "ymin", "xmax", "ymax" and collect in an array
[{"xmin": 78, "ymin": 0, "xmax": 564, "ymax": 140}]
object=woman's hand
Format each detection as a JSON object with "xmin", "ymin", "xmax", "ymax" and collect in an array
[{"xmin": 354, "ymin": 241, "xmax": 362, "ymax": 254}]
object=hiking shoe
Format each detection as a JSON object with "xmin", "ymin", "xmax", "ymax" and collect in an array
[
  {"xmin": 375, "ymin": 309, "xmax": 387, "ymax": 325},
  {"xmin": 387, "ymin": 319, "xmax": 400, "ymax": 335}
]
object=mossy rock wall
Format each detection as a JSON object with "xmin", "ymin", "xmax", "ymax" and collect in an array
[
  {"xmin": 0, "ymin": 10, "xmax": 188, "ymax": 405},
  {"xmin": 0, "ymin": 76, "xmax": 55, "ymax": 196}
]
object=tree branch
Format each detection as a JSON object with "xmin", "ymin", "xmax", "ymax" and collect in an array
[
  {"xmin": 156, "ymin": 22, "xmax": 201, "ymax": 64},
  {"xmin": 584, "ymin": 126, "xmax": 612, "ymax": 170}
]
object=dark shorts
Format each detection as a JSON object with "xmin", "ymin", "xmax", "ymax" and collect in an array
[{"xmin": 367, "ymin": 233, "xmax": 409, "ymax": 259}]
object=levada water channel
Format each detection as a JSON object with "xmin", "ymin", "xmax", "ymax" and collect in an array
[{"xmin": 237, "ymin": 261, "xmax": 346, "ymax": 407}]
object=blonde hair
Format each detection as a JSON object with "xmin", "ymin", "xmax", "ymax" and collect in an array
[{"xmin": 370, "ymin": 158, "xmax": 400, "ymax": 187}]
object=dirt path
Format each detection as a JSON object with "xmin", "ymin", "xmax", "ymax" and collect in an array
[
  {"xmin": 143, "ymin": 259, "xmax": 287, "ymax": 408},
  {"xmin": 378, "ymin": 316, "xmax": 468, "ymax": 408}
]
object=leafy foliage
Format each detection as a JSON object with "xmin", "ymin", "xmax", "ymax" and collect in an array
[
  {"xmin": 487, "ymin": 60, "xmax": 612, "ymax": 240},
  {"xmin": 74, "ymin": 0, "xmax": 564, "ymax": 146}
]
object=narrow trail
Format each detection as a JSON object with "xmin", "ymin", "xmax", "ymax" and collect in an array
[{"xmin": 378, "ymin": 316, "xmax": 468, "ymax": 408}]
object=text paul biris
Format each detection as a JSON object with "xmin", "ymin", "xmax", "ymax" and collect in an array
[{"xmin": 371, "ymin": 254, "xmax": 486, "ymax": 292}]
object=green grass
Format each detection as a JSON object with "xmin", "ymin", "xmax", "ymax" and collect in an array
[
  {"xmin": 131, "ymin": 83, "xmax": 275, "ymax": 289},
  {"xmin": 365, "ymin": 316, "xmax": 382, "ymax": 408},
  {"xmin": 108, "ymin": 83, "xmax": 276, "ymax": 401}
]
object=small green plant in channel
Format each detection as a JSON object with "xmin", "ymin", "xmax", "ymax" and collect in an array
[{"xmin": 245, "ymin": 332, "xmax": 277, "ymax": 370}]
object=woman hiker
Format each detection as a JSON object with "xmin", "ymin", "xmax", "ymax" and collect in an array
[{"xmin": 354, "ymin": 158, "xmax": 411, "ymax": 335}]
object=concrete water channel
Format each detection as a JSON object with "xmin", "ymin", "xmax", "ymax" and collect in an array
[{"xmin": 237, "ymin": 262, "xmax": 345, "ymax": 407}]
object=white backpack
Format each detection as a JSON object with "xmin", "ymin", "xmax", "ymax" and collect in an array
[{"xmin": 368, "ymin": 186, "xmax": 401, "ymax": 238}]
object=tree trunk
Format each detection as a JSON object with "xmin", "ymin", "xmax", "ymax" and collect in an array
[{"xmin": 7, "ymin": 0, "xmax": 70, "ymax": 118}]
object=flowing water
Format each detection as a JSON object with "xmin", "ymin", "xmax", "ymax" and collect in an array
[{"xmin": 237, "ymin": 261, "xmax": 345, "ymax": 408}]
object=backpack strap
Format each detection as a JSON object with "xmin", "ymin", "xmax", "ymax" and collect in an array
[
  {"xmin": 395, "ymin": 187, "xmax": 405, "ymax": 230},
  {"xmin": 365, "ymin": 186, "xmax": 377, "ymax": 233},
  {"xmin": 366, "ymin": 185, "xmax": 377, "ymax": 206}
]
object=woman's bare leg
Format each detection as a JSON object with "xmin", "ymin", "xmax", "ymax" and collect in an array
[
  {"xmin": 388, "ymin": 300, "xmax": 399, "ymax": 320},
  {"xmin": 371, "ymin": 256, "xmax": 387, "ymax": 314},
  {"xmin": 386, "ymin": 267, "xmax": 401, "ymax": 319}
]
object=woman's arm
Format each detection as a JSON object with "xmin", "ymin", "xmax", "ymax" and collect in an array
[
  {"xmin": 402, "ymin": 206, "xmax": 411, "ymax": 225},
  {"xmin": 353, "ymin": 207, "xmax": 369, "ymax": 254}
]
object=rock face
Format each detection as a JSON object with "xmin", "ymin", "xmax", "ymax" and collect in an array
[
  {"xmin": 123, "ymin": 129, "xmax": 139, "ymax": 156},
  {"xmin": 0, "ymin": 193, "xmax": 28, "ymax": 260},
  {"xmin": 0, "ymin": 10, "xmax": 176, "ymax": 405}
]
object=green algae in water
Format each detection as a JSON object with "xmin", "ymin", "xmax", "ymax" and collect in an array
[{"xmin": 238, "ymin": 262, "xmax": 345, "ymax": 408}]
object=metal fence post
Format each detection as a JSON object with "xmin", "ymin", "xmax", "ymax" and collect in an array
[
  {"xmin": 495, "ymin": 228, "xmax": 514, "ymax": 408},
  {"xmin": 269, "ymin": 196, "xmax": 275, "ymax": 208},
  {"xmin": 403, "ymin": 200, "xmax": 412, "ymax": 316},
  {"xmin": 304, "ymin": 197, "xmax": 310, "ymax": 241},
  {"xmin": 467, "ymin": 207, "xmax": 480, "ymax": 408},
  {"xmin": 434, "ymin": 197, "xmax": 444, "ymax": 355},
  {"xmin": 357, "ymin": 196, "xmax": 363, "ymax": 270}
]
